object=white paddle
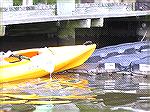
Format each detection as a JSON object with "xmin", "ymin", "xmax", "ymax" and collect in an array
[{"xmin": 30, "ymin": 47, "xmax": 55, "ymax": 74}]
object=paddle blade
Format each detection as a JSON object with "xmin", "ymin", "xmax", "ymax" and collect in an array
[{"xmin": 31, "ymin": 53, "xmax": 55, "ymax": 73}]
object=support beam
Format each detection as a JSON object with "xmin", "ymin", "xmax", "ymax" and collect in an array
[
  {"xmin": 0, "ymin": 25, "xmax": 6, "ymax": 36},
  {"xmin": 79, "ymin": 19, "xmax": 91, "ymax": 28},
  {"xmin": 91, "ymin": 18, "xmax": 104, "ymax": 27}
]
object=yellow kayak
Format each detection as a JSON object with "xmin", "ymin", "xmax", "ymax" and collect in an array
[{"xmin": 0, "ymin": 44, "xmax": 96, "ymax": 83}]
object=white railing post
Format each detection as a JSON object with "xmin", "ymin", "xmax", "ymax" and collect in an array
[
  {"xmin": 23, "ymin": 0, "xmax": 33, "ymax": 6},
  {"xmin": 0, "ymin": 0, "xmax": 13, "ymax": 7},
  {"xmin": 57, "ymin": 0, "xmax": 75, "ymax": 15}
]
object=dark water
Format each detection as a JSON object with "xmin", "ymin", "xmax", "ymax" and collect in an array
[
  {"xmin": 0, "ymin": 73, "xmax": 150, "ymax": 112},
  {"xmin": 1, "ymin": 41, "xmax": 150, "ymax": 112},
  {"xmin": 0, "ymin": 39, "xmax": 150, "ymax": 112}
]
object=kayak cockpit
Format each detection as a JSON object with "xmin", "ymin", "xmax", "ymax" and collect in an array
[
  {"xmin": 1, "ymin": 51, "xmax": 39, "ymax": 64},
  {"xmin": 17, "ymin": 51, "xmax": 39, "ymax": 58}
]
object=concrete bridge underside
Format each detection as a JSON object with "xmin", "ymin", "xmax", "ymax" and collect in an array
[{"xmin": 0, "ymin": 1, "xmax": 150, "ymax": 47}]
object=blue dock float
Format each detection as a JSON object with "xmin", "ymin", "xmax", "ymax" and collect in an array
[{"xmin": 68, "ymin": 41, "xmax": 150, "ymax": 76}]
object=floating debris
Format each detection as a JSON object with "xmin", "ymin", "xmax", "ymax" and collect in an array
[
  {"xmin": 26, "ymin": 100, "xmax": 71, "ymax": 105},
  {"xmin": 0, "ymin": 100, "xmax": 28, "ymax": 105}
]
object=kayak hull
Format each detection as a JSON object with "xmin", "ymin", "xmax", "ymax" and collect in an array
[{"xmin": 0, "ymin": 44, "xmax": 96, "ymax": 83}]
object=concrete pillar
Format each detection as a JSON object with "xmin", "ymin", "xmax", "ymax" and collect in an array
[
  {"xmin": 57, "ymin": 19, "xmax": 93, "ymax": 45},
  {"xmin": 57, "ymin": 0, "xmax": 75, "ymax": 15},
  {"xmin": 23, "ymin": 0, "xmax": 33, "ymax": 6},
  {"xmin": 80, "ymin": 19, "xmax": 91, "ymax": 28},
  {"xmin": 57, "ymin": 20, "xmax": 78, "ymax": 45},
  {"xmin": 91, "ymin": 18, "xmax": 104, "ymax": 27},
  {"xmin": 0, "ymin": 25, "xmax": 6, "ymax": 36}
]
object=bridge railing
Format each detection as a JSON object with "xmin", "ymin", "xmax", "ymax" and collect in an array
[
  {"xmin": 0, "ymin": 4, "xmax": 56, "ymax": 21},
  {"xmin": 0, "ymin": 2, "xmax": 135, "ymax": 19},
  {"xmin": 0, "ymin": 4, "xmax": 56, "ymax": 12},
  {"xmin": 73, "ymin": 2, "xmax": 134, "ymax": 15},
  {"xmin": 0, "ymin": 2, "xmax": 150, "ymax": 25},
  {"xmin": 1, "ymin": 2, "xmax": 149, "ymax": 14}
]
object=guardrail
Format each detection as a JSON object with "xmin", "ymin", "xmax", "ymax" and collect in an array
[
  {"xmin": 0, "ymin": 4, "xmax": 56, "ymax": 12},
  {"xmin": 0, "ymin": 4, "xmax": 56, "ymax": 21},
  {"xmin": 0, "ymin": 2, "xmax": 150, "ymax": 25},
  {"xmin": 1, "ymin": 2, "xmax": 150, "ymax": 13},
  {"xmin": 0, "ymin": 3, "xmax": 134, "ymax": 19},
  {"xmin": 74, "ymin": 2, "xmax": 134, "ymax": 15}
]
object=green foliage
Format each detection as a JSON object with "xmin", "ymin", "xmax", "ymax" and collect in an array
[
  {"xmin": 13, "ymin": 0, "xmax": 56, "ymax": 5},
  {"xmin": 33, "ymin": 0, "xmax": 56, "ymax": 4},
  {"xmin": 47, "ymin": 0, "xmax": 56, "ymax": 4},
  {"xmin": 13, "ymin": 0, "xmax": 22, "ymax": 6}
]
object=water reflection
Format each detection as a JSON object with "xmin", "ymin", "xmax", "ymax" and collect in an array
[{"xmin": 0, "ymin": 73, "xmax": 150, "ymax": 112}]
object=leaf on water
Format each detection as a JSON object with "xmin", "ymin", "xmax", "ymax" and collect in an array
[
  {"xmin": 59, "ymin": 79, "xmax": 88, "ymax": 88},
  {"xmin": 0, "ymin": 90, "xmax": 22, "ymax": 94},
  {"xmin": 0, "ymin": 78, "xmax": 49, "ymax": 89},
  {"xmin": 0, "ymin": 100, "xmax": 28, "ymax": 104},
  {"xmin": 0, "ymin": 97, "xmax": 11, "ymax": 100},
  {"xmin": 45, "ymin": 95, "xmax": 96, "ymax": 100},
  {"xmin": 0, "ymin": 94, "xmax": 39, "ymax": 99},
  {"xmin": 11, "ymin": 105, "xmax": 35, "ymax": 112},
  {"xmin": 0, "ymin": 93, "xmax": 96, "ymax": 100},
  {"xmin": 53, "ymin": 95, "xmax": 96, "ymax": 100},
  {"xmin": 26, "ymin": 100, "xmax": 71, "ymax": 104}
]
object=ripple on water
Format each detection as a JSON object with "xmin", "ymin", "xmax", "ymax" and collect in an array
[{"xmin": 0, "ymin": 73, "xmax": 150, "ymax": 112}]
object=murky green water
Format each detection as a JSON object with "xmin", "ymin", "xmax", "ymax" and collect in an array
[{"xmin": 0, "ymin": 73, "xmax": 150, "ymax": 112}]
